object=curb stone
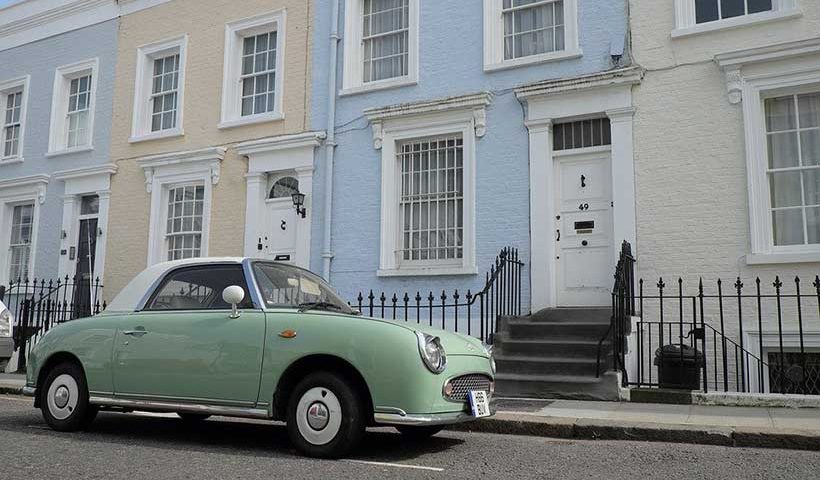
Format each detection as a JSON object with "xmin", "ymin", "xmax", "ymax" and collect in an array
[{"xmin": 446, "ymin": 413, "xmax": 820, "ymax": 451}]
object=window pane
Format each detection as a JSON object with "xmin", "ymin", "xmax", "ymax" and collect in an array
[
  {"xmin": 772, "ymin": 209, "xmax": 804, "ymax": 246},
  {"xmin": 766, "ymin": 96, "xmax": 796, "ymax": 132},
  {"xmin": 80, "ymin": 195, "xmax": 99, "ymax": 215},
  {"xmin": 747, "ymin": 0, "xmax": 773, "ymax": 14},
  {"xmin": 803, "ymin": 170, "xmax": 820, "ymax": 207},
  {"xmin": 802, "ymin": 130, "xmax": 820, "ymax": 166},
  {"xmin": 720, "ymin": 0, "xmax": 745, "ymax": 19},
  {"xmin": 768, "ymin": 132, "xmax": 800, "ymax": 169},
  {"xmin": 807, "ymin": 207, "xmax": 820, "ymax": 244},
  {"xmin": 146, "ymin": 265, "xmax": 252, "ymax": 311},
  {"xmin": 695, "ymin": 0, "xmax": 719, "ymax": 23},
  {"xmin": 799, "ymin": 93, "xmax": 820, "ymax": 128},
  {"xmin": 770, "ymin": 171, "xmax": 802, "ymax": 208}
]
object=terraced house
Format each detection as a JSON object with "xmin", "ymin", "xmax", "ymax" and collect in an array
[
  {"xmin": 104, "ymin": 0, "xmax": 317, "ymax": 297},
  {"xmin": 0, "ymin": 0, "xmax": 165, "ymax": 292}
]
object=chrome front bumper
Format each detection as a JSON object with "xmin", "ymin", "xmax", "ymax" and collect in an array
[{"xmin": 374, "ymin": 407, "xmax": 495, "ymax": 426}]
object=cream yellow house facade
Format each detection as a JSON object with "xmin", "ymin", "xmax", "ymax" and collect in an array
[{"xmin": 105, "ymin": 0, "xmax": 319, "ymax": 297}]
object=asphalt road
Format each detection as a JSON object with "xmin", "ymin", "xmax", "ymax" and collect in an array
[{"xmin": 1, "ymin": 395, "xmax": 819, "ymax": 480}]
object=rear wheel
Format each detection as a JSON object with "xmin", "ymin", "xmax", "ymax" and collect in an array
[
  {"xmin": 286, "ymin": 371, "xmax": 365, "ymax": 458},
  {"xmin": 396, "ymin": 425, "xmax": 445, "ymax": 439},
  {"xmin": 40, "ymin": 362, "xmax": 97, "ymax": 432}
]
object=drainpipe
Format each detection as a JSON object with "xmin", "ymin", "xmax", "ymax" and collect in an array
[{"xmin": 321, "ymin": 0, "xmax": 341, "ymax": 280}]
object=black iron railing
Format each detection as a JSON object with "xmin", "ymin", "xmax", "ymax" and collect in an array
[
  {"xmin": 597, "ymin": 241, "xmax": 635, "ymax": 383},
  {"xmin": 0, "ymin": 276, "xmax": 105, "ymax": 372},
  {"xmin": 352, "ymin": 247, "xmax": 525, "ymax": 342}
]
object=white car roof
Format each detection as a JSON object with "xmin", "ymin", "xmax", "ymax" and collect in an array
[{"xmin": 106, "ymin": 257, "xmax": 246, "ymax": 313}]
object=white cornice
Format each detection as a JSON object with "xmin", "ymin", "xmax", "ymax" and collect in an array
[
  {"xmin": 53, "ymin": 163, "xmax": 117, "ymax": 181},
  {"xmin": 364, "ymin": 92, "xmax": 493, "ymax": 122},
  {"xmin": 0, "ymin": 0, "xmax": 172, "ymax": 52},
  {"xmin": 0, "ymin": 173, "xmax": 49, "ymax": 204},
  {"xmin": 515, "ymin": 66, "xmax": 645, "ymax": 100},
  {"xmin": 136, "ymin": 147, "xmax": 225, "ymax": 193},
  {"xmin": 364, "ymin": 92, "xmax": 492, "ymax": 149},
  {"xmin": 236, "ymin": 131, "xmax": 327, "ymax": 156},
  {"xmin": 715, "ymin": 37, "xmax": 820, "ymax": 104}
]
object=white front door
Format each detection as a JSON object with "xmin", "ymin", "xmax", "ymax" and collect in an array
[
  {"xmin": 262, "ymin": 198, "xmax": 299, "ymax": 264},
  {"xmin": 554, "ymin": 152, "xmax": 614, "ymax": 306}
]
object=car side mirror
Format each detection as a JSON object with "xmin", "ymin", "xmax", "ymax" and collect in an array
[{"xmin": 222, "ymin": 286, "xmax": 245, "ymax": 319}]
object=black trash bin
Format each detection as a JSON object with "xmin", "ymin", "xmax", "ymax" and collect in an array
[{"xmin": 654, "ymin": 344, "xmax": 704, "ymax": 390}]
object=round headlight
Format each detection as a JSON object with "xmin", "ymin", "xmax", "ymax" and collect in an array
[{"xmin": 415, "ymin": 331, "xmax": 447, "ymax": 374}]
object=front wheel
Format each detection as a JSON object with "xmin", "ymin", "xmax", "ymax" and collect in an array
[
  {"xmin": 396, "ymin": 425, "xmax": 445, "ymax": 439},
  {"xmin": 286, "ymin": 372, "xmax": 365, "ymax": 458},
  {"xmin": 40, "ymin": 362, "xmax": 97, "ymax": 432}
]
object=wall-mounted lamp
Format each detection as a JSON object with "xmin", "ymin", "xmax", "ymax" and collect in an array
[
  {"xmin": 97, "ymin": 227, "xmax": 104, "ymax": 237},
  {"xmin": 291, "ymin": 192, "xmax": 306, "ymax": 219},
  {"xmin": 61, "ymin": 230, "xmax": 67, "ymax": 240}
]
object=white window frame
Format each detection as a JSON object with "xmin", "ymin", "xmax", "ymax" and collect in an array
[
  {"xmin": 137, "ymin": 147, "xmax": 224, "ymax": 266},
  {"xmin": 0, "ymin": 174, "xmax": 47, "ymax": 286},
  {"xmin": 717, "ymin": 39, "xmax": 820, "ymax": 264},
  {"xmin": 219, "ymin": 10, "xmax": 287, "ymax": 129},
  {"xmin": 341, "ymin": 0, "xmax": 419, "ymax": 96},
  {"xmin": 483, "ymin": 0, "xmax": 581, "ymax": 72},
  {"xmin": 366, "ymin": 94, "xmax": 490, "ymax": 277},
  {"xmin": 47, "ymin": 58, "xmax": 99, "ymax": 157},
  {"xmin": 672, "ymin": 0, "xmax": 800, "ymax": 38},
  {"xmin": 130, "ymin": 35, "xmax": 188, "ymax": 143},
  {"xmin": 0, "ymin": 75, "xmax": 30, "ymax": 165}
]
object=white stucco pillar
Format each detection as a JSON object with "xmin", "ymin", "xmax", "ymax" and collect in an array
[
  {"xmin": 244, "ymin": 172, "xmax": 267, "ymax": 257},
  {"xmin": 95, "ymin": 190, "xmax": 111, "ymax": 282},
  {"xmin": 527, "ymin": 119, "xmax": 555, "ymax": 312},
  {"xmin": 57, "ymin": 195, "xmax": 77, "ymax": 280},
  {"xmin": 607, "ymin": 107, "xmax": 637, "ymax": 258}
]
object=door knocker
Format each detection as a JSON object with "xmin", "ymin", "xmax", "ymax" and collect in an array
[
  {"xmin": 581, "ymin": 175, "xmax": 587, "ymax": 188},
  {"xmin": 281, "ymin": 220, "xmax": 287, "ymax": 231}
]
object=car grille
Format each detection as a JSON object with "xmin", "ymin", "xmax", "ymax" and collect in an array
[{"xmin": 445, "ymin": 374, "xmax": 493, "ymax": 402}]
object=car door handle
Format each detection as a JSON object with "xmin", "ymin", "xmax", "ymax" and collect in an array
[{"xmin": 122, "ymin": 330, "xmax": 148, "ymax": 337}]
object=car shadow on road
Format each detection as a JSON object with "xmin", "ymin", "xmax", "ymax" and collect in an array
[{"xmin": 1, "ymin": 410, "xmax": 464, "ymax": 461}]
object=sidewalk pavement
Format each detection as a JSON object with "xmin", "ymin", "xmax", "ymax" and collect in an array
[
  {"xmin": 3, "ymin": 373, "xmax": 819, "ymax": 451},
  {"xmin": 452, "ymin": 397, "xmax": 820, "ymax": 451}
]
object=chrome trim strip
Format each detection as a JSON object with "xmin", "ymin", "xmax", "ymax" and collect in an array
[
  {"xmin": 374, "ymin": 406, "xmax": 407, "ymax": 416},
  {"xmin": 89, "ymin": 396, "xmax": 271, "ymax": 419},
  {"xmin": 22, "ymin": 386, "xmax": 36, "ymax": 397},
  {"xmin": 374, "ymin": 409, "xmax": 494, "ymax": 426}
]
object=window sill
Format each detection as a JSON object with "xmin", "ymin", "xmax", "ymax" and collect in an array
[
  {"xmin": 0, "ymin": 156, "xmax": 23, "ymax": 166},
  {"xmin": 129, "ymin": 128, "xmax": 184, "ymax": 144},
  {"xmin": 746, "ymin": 250, "xmax": 820, "ymax": 265},
  {"xmin": 340, "ymin": 76, "xmax": 418, "ymax": 97},
  {"xmin": 218, "ymin": 112, "xmax": 284, "ymax": 130},
  {"xmin": 45, "ymin": 145, "xmax": 94, "ymax": 158},
  {"xmin": 484, "ymin": 48, "xmax": 583, "ymax": 73},
  {"xmin": 671, "ymin": 9, "xmax": 802, "ymax": 39},
  {"xmin": 377, "ymin": 265, "xmax": 478, "ymax": 278}
]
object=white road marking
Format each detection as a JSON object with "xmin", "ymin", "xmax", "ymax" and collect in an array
[
  {"xmin": 1, "ymin": 395, "xmax": 33, "ymax": 402},
  {"xmin": 344, "ymin": 460, "xmax": 444, "ymax": 472}
]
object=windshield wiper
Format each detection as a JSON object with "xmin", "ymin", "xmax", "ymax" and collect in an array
[{"xmin": 298, "ymin": 301, "xmax": 344, "ymax": 313}]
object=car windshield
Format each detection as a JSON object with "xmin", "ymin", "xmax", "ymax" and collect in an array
[{"xmin": 251, "ymin": 262, "xmax": 356, "ymax": 314}]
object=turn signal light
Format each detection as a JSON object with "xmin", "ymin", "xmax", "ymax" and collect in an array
[{"xmin": 443, "ymin": 382, "xmax": 454, "ymax": 397}]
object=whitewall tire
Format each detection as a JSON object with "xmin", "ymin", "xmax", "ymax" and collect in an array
[
  {"xmin": 286, "ymin": 372, "xmax": 365, "ymax": 458},
  {"xmin": 40, "ymin": 362, "xmax": 97, "ymax": 431}
]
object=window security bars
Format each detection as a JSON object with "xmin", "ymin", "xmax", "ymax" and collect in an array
[
  {"xmin": 0, "ymin": 277, "xmax": 105, "ymax": 373},
  {"xmin": 151, "ymin": 54, "xmax": 180, "ymax": 132},
  {"xmin": 362, "ymin": 0, "xmax": 409, "ymax": 83},
  {"xmin": 553, "ymin": 117, "xmax": 612, "ymax": 151},
  {"xmin": 766, "ymin": 91, "xmax": 820, "ymax": 247},
  {"xmin": 695, "ymin": 0, "xmax": 773, "ymax": 24},
  {"xmin": 398, "ymin": 135, "xmax": 464, "ymax": 263},
  {"xmin": 67, "ymin": 74, "xmax": 91, "ymax": 148},
  {"xmin": 8, "ymin": 204, "xmax": 34, "ymax": 283},
  {"xmin": 241, "ymin": 31, "xmax": 277, "ymax": 116},
  {"xmin": 503, "ymin": 0, "xmax": 565, "ymax": 60},
  {"xmin": 352, "ymin": 247, "xmax": 524, "ymax": 343},
  {"xmin": 2, "ymin": 90, "xmax": 22, "ymax": 158},
  {"xmin": 166, "ymin": 185, "xmax": 205, "ymax": 261}
]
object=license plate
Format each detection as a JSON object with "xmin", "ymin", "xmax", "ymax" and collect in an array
[{"xmin": 467, "ymin": 390, "xmax": 491, "ymax": 418}]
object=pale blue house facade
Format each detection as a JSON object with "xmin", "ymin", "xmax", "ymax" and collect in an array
[{"xmin": 309, "ymin": 0, "xmax": 641, "ymax": 318}]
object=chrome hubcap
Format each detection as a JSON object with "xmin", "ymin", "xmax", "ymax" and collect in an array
[
  {"xmin": 46, "ymin": 374, "xmax": 79, "ymax": 421},
  {"xmin": 296, "ymin": 387, "xmax": 342, "ymax": 446},
  {"xmin": 306, "ymin": 402, "xmax": 330, "ymax": 431},
  {"xmin": 54, "ymin": 386, "xmax": 70, "ymax": 408}
]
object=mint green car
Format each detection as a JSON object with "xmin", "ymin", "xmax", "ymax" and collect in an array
[{"xmin": 23, "ymin": 258, "xmax": 495, "ymax": 458}]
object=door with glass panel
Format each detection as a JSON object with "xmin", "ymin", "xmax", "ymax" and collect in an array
[
  {"xmin": 72, "ymin": 195, "xmax": 99, "ymax": 317},
  {"xmin": 261, "ymin": 175, "xmax": 300, "ymax": 265}
]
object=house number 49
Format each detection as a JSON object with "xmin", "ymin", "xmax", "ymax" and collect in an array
[{"xmin": 579, "ymin": 203, "xmax": 589, "ymax": 211}]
